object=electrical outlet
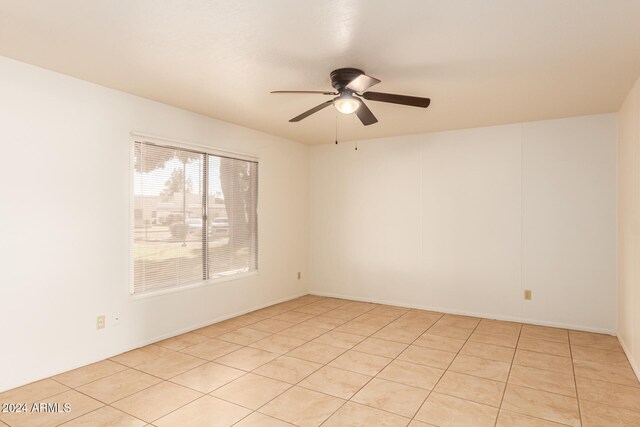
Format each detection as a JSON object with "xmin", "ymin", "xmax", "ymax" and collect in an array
[
  {"xmin": 297, "ymin": 272, "xmax": 301, "ymax": 280},
  {"xmin": 96, "ymin": 315, "xmax": 105, "ymax": 330},
  {"xmin": 524, "ymin": 290, "xmax": 532, "ymax": 300}
]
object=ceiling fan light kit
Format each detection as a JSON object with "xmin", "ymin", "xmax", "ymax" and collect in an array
[
  {"xmin": 333, "ymin": 92, "xmax": 361, "ymax": 114},
  {"xmin": 272, "ymin": 67, "xmax": 431, "ymax": 126}
]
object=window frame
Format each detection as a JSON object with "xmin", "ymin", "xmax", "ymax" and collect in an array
[{"xmin": 129, "ymin": 132, "xmax": 259, "ymax": 298}]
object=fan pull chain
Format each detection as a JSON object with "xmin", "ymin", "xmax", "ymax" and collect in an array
[{"xmin": 334, "ymin": 113, "xmax": 357, "ymax": 150}]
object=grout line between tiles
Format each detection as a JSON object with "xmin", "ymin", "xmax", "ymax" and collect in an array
[
  {"xmin": 408, "ymin": 315, "xmax": 481, "ymax": 424},
  {"xmin": 569, "ymin": 332, "xmax": 584, "ymax": 426},
  {"xmin": 94, "ymin": 300, "xmax": 326, "ymax": 425},
  {"xmin": 493, "ymin": 318, "xmax": 522, "ymax": 427},
  {"xmin": 249, "ymin": 302, "xmax": 384, "ymax": 426},
  {"xmin": 229, "ymin": 299, "xmax": 382, "ymax": 425},
  {"xmin": 199, "ymin": 307, "xmax": 429, "ymax": 425},
  {"xmin": 58, "ymin": 404, "xmax": 143, "ymax": 427},
  {"xmin": 253, "ymin": 307, "xmax": 435, "ymax": 425},
  {"xmin": 7, "ymin": 296, "xmax": 639, "ymax": 427}
]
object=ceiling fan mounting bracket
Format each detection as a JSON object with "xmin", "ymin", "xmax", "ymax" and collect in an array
[{"xmin": 330, "ymin": 68, "xmax": 365, "ymax": 91}]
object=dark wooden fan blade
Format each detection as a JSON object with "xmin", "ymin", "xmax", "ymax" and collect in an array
[
  {"xmin": 363, "ymin": 91, "xmax": 430, "ymax": 108},
  {"xmin": 356, "ymin": 101, "xmax": 378, "ymax": 126},
  {"xmin": 346, "ymin": 74, "xmax": 381, "ymax": 93},
  {"xmin": 289, "ymin": 100, "xmax": 335, "ymax": 122},
  {"xmin": 272, "ymin": 90, "xmax": 337, "ymax": 95}
]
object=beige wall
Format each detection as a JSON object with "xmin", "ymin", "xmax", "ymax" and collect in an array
[
  {"xmin": 0, "ymin": 56, "xmax": 309, "ymax": 392},
  {"xmin": 310, "ymin": 115, "xmax": 617, "ymax": 333},
  {"xmin": 618, "ymin": 75, "xmax": 640, "ymax": 379}
]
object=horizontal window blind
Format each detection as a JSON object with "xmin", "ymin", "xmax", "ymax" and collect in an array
[
  {"xmin": 132, "ymin": 140, "xmax": 258, "ymax": 295},
  {"xmin": 208, "ymin": 155, "xmax": 258, "ymax": 279}
]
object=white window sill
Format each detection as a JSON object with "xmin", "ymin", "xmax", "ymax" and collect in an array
[{"xmin": 130, "ymin": 270, "xmax": 259, "ymax": 300}]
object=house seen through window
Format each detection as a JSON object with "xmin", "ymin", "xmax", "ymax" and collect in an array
[{"xmin": 132, "ymin": 141, "xmax": 258, "ymax": 294}]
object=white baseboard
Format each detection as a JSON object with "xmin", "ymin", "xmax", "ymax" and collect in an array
[
  {"xmin": 618, "ymin": 336, "xmax": 640, "ymax": 382},
  {"xmin": 131, "ymin": 291, "xmax": 309, "ymax": 349},
  {"xmin": 1, "ymin": 292, "xmax": 308, "ymax": 393},
  {"xmin": 310, "ymin": 290, "xmax": 616, "ymax": 335}
]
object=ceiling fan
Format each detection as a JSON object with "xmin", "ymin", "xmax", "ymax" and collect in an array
[{"xmin": 271, "ymin": 68, "xmax": 431, "ymax": 126}]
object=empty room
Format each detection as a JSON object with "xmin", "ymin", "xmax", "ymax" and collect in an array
[{"xmin": 2, "ymin": 1, "xmax": 640, "ymax": 426}]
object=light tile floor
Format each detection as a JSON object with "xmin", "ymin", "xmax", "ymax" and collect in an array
[{"xmin": 1, "ymin": 295, "xmax": 640, "ymax": 426}]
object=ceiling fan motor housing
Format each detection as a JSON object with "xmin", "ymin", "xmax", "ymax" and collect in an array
[{"xmin": 330, "ymin": 68, "xmax": 365, "ymax": 91}]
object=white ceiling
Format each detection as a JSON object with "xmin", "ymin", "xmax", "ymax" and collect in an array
[{"xmin": 2, "ymin": 0, "xmax": 640, "ymax": 145}]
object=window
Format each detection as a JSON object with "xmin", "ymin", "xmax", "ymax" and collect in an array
[{"xmin": 132, "ymin": 139, "xmax": 258, "ymax": 295}]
